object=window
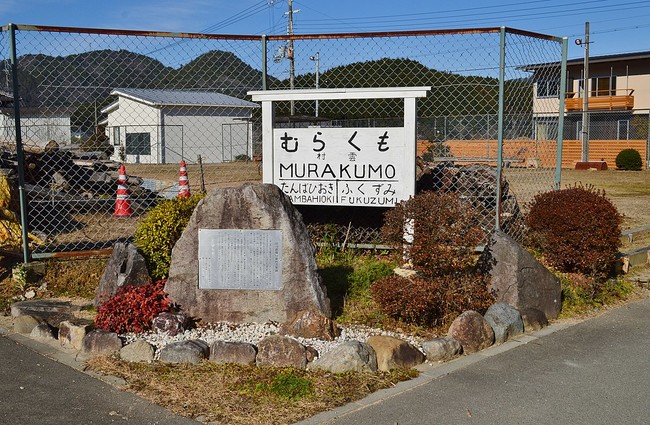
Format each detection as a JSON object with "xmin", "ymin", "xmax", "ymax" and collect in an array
[
  {"xmin": 536, "ymin": 80, "xmax": 559, "ymax": 98},
  {"xmin": 125, "ymin": 132, "xmax": 151, "ymax": 155},
  {"xmin": 617, "ymin": 120, "xmax": 629, "ymax": 140},
  {"xmin": 591, "ymin": 76, "xmax": 616, "ymax": 96},
  {"xmin": 112, "ymin": 127, "xmax": 120, "ymax": 146}
]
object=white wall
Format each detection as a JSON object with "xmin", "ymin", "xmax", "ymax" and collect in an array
[{"xmin": 107, "ymin": 97, "xmax": 161, "ymax": 164}]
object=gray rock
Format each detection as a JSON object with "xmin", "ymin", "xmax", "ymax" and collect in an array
[
  {"xmin": 58, "ymin": 320, "xmax": 92, "ymax": 350},
  {"xmin": 95, "ymin": 242, "xmax": 150, "ymax": 307},
  {"xmin": 478, "ymin": 230, "xmax": 562, "ymax": 319},
  {"xmin": 484, "ymin": 303, "xmax": 524, "ymax": 344},
  {"xmin": 309, "ymin": 341, "xmax": 378, "ymax": 373},
  {"xmin": 279, "ymin": 310, "xmax": 340, "ymax": 341},
  {"xmin": 209, "ymin": 341, "xmax": 257, "ymax": 365},
  {"xmin": 152, "ymin": 311, "xmax": 190, "ymax": 337},
  {"xmin": 367, "ymin": 335, "xmax": 425, "ymax": 371},
  {"xmin": 30, "ymin": 323, "xmax": 56, "ymax": 340},
  {"xmin": 120, "ymin": 340, "xmax": 155, "ymax": 363},
  {"xmin": 13, "ymin": 315, "xmax": 41, "ymax": 334},
  {"xmin": 256, "ymin": 335, "xmax": 307, "ymax": 369},
  {"xmin": 10, "ymin": 299, "xmax": 80, "ymax": 322},
  {"xmin": 520, "ymin": 308, "xmax": 549, "ymax": 332},
  {"xmin": 159, "ymin": 340, "xmax": 209, "ymax": 364},
  {"xmin": 421, "ymin": 337, "xmax": 463, "ymax": 362},
  {"xmin": 165, "ymin": 183, "xmax": 330, "ymax": 324},
  {"xmin": 447, "ymin": 310, "xmax": 495, "ymax": 354},
  {"xmin": 82, "ymin": 330, "xmax": 123, "ymax": 356}
]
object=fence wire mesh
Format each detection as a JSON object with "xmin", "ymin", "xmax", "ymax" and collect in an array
[{"xmin": 0, "ymin": 25, "xmax": 564, "ymax": 255}]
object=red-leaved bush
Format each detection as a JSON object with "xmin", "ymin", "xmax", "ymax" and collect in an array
[
  {"xmin": 526, "ymin": 184, "xmax": 622, "ymax": 278},
  {"xmin": 382, "ymin": 191, "xmax": 485, "ymax": 277},
  {"xmin": 94, "ymin": 280, "xmax": 171, "ymax": 334},
  {"xmin": 371, "ymin": 273, "xmax": 493, "ymax": 327}
]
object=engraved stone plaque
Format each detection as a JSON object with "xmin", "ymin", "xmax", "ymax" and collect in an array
[{"xmin": 198, "ymin": 229, "xmax": 283, "ymax": 290}]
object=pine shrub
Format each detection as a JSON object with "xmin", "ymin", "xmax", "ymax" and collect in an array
[
  {"xmin": 382, "ymin": 191, "xmax": 485, "ymax": 277},
  {"xmin": 526, "ymin": 184, "xmax": 622, "ymax": 277},
  {"xmin": 615, "ymin": 148, "xmax": 642, "ymax": 171},
  {"xmin": 134, "ymin": 194, "xmax": 204, "ymax": 279},
  {"xmin": 94, "ymin": 280, "xmax": 171, "ymax": 334}
]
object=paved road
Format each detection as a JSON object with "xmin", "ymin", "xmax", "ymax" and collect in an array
[
  {"xmin": 0, "ymin": 335, "xmax": 197, "ymax": 425},
  {"xmin": 302, "ymin": 297, "xmax": 650, "ymax": 425}
]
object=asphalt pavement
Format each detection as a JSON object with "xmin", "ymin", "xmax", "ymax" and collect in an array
[{"xmin": 0, "ymin": 334, "xmax": 197, "ymax": 425}]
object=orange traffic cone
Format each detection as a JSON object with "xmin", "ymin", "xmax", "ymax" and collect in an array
[
  {"xmin": 114, "ymin": 164, "xmax": 133, "ymax": 217},
  {"xmin": 178, "ymin": 159, "xmax": 191, "ymax": 198}
]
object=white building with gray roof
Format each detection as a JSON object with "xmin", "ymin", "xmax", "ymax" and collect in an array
[{"xmin": 102, "ymin": 88, "xmax": 260, "ymax": 164}]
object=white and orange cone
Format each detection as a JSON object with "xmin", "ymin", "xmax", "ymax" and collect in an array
[
  {"xmin": 114, "ymin": 164, "xmax": 133, "ymax": 217},
  {"xmin": 178, "ymin": 159, "xmax": 191, "ymax": 198}
]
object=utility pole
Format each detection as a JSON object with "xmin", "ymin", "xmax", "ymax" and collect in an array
[
  {"xmin": 288, "ymin": 0, "xmax": 295, "ymax": 115},
  {"xmin": 578, "ymin": 22, "xmax": 590, "ymax": 162}
]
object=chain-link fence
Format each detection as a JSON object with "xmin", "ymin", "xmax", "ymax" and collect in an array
[
  {"xmin": 0, "ymin": 25, "xmax": 564, "ymax": 257},
  {"xmin": 560, "ymin": 110, "xmax": 649, "ymax": 168}
]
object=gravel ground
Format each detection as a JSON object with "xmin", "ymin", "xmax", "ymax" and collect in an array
[{"xmin": 124, "ymin": 321, "xmax": 427, "ymax": 361}]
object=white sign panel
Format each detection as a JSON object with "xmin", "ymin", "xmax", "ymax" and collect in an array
[
  {"xmin": 198, "ymin": 229, "xmax": 283, "ymax": 290},
  {"xmin": 273, "ymin": 127, "xmax": 406, "ymax": 207}
]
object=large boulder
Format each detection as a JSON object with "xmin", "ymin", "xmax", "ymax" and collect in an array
[
  {"xmin": 520, "ymin": 308, "xmax": 549, "ymax": 332},
  {"xmin": 309, "ymin": 341, "xmax": 378, "ymax": 373},
  {"xmin": 165, "ymin": 183, "xmax": 330, "ymax": 324},
  {"xmin": 256, "ymin": 335, "xmax": 308, "ymax": 369},
  {"xmin": 120, "ymin": 340, "xmax": 156, "ymax": 363},
  {"xmin": 421, "ymin": 337, "xmax": 463, "ymax": 362},
  {"xmin": 95, "ymin": 242, "xmax": 150, "ymax": 307},
  {"xmin": 209, "ymin": 341, "xmax": 257, "ymax": 365},
  {"xmin": 159, "ymin": 340, "xmax": 209, "ymax": 364},
  {"xmin": 367, "ymin": 336, "xmax": 425, "ymax": 371},
  {"xmin": 82, "ymin": 330, "xmax": 123, "ymax": 356},
  {"xmin": 479, "ymin": 230, "xmax": 561, "ymax": 319},
  {"xmin": 58, "ymin": 320, "xmax": 92, "ymax": 350},
  {"xmin": 447, "ymin": 311, "xmax": 495, "ymax": 354},
  {"xmin": 483, "ymin": 303, "xmax": 524, "ymax": 344}
]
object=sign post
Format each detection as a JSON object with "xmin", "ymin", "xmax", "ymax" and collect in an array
[{"xmin": 249, "ymin": 87, "xmax": 430, "ymax": 207}]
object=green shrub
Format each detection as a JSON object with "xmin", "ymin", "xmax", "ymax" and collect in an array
[
  {"xmin": 134, "ymin": 194, "xmax": 204, "ymax": 279},
  {"xmin": 526, "ymin": 184, "xmax": 622, "ymax": 278},
  {"xmin": 370, "ymin": 272, "xmax": 493, "ymax": 327},
  {"xmin": 615, "ymin": 148, "xmax": 643, "ymax": 171},
  {"xmin": 382, "ymin": 191, "xmax": 485, "ymax": 277},
  {"xmin": 94, "ymin": 280, "xmax": 171, "ymax": 334}
]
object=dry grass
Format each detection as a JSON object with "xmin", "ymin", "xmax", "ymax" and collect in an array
[
  {"xmin": 85, "ymin": 357, "xmax": 417, "ymax": 425},
  {"xmin": 560, "ymin": 169, "xmax": 650, "ymax": 251}
]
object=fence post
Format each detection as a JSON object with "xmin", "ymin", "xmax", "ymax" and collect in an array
[
  {"xmin": 646, "ymin": 111, "xmax": 650, "ymax": 170},
  {"xmin": 495, "ymin": 27, "xmax": 506, "ymax": 232},
  {"xmin": 555, "ymin": 37, "xmax": 568, "ymax": 189},
  {"xmin": 9, "ymin": 23, "xmax": 31, "ymax": 263},
  {"xmin": 261, "ymin": 34, "xmax": 267, "ymax": 91}
]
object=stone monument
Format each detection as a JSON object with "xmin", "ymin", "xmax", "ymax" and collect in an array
[{"xmin": 164, "ymin": 183, "xmax": 330, "ymax": 323}]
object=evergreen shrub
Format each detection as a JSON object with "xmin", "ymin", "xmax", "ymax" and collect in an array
[
  {"xmin": 615, "ymin": 148, "xmax": 642, "ymax": 171},
  {"xmin": 134, "ymin": 194, "xmax": 204, "ymax": 279}
]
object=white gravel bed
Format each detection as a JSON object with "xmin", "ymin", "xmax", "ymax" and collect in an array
[{"xmin": 124, "ymin": 322, "xmax": 427, "ymax": 361}]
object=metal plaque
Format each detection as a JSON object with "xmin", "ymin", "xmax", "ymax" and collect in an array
[{"xmin": 198, "ymin": 229, "xmax": 283, "ymax": 290}]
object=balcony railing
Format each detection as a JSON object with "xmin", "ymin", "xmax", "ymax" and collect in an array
[{"xmin": 565, "ymin": 89, "xmax": 634, "ymax": 111}]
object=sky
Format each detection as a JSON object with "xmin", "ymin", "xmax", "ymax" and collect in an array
[{"xmin": 1, "ymin": 0, "xmax": 650, "ymax": 60}]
